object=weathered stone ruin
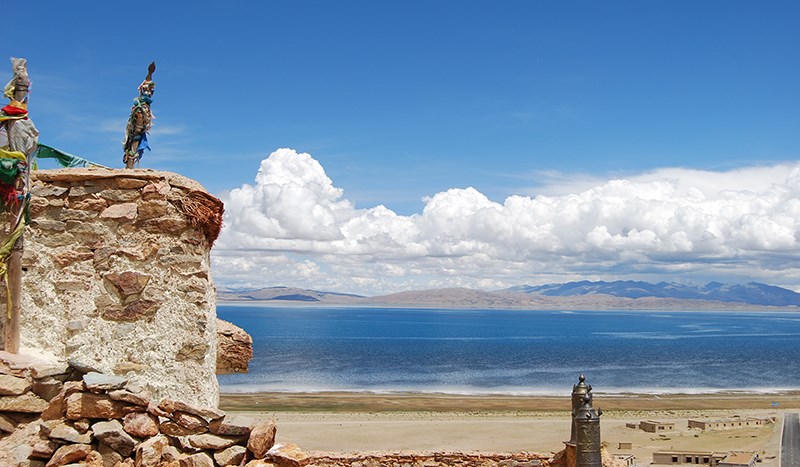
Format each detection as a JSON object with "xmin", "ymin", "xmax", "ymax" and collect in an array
[{"xmin": 1, "ymin": 168, "xmax": 230, "ymax": 408}]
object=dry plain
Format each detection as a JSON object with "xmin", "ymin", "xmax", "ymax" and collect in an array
[{"xmin": 221, "ymin": 391, "xmax": 800, "ymax": 465}]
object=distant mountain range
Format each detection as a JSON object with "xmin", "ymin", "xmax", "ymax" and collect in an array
[
  {"xmin": 218, "ymin": 286, "xmax": 362, "ymax": 303},
  {"xmin": 217, "ymin": 281, "xmax": 800, "ymax": 310},
  {"xmin": 504, "ymin": 280, "xmax": 800, "ymax": 307}
]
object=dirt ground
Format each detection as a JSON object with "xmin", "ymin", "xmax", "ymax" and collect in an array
[{"xmin": 221, "ymin": 392, "xmax": 797, "ymax": 465}]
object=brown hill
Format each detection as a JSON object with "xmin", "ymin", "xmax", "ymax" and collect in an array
[{"xmin": 218, "ymin": 286, "xmax": 797, "ymax": 311}]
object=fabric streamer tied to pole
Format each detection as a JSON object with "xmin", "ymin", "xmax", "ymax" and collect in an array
[
  {"xmin": 0, "ymin": 217, "xmax": 25, "ymax": 319},
  {"xmin": 35, "ymin": 144, "xmax": 108, "ymax": 169}
]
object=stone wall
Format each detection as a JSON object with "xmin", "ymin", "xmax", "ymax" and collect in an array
[{"xmin": 1, "ymin": 168, "xmax": 223, "ymax": 408}]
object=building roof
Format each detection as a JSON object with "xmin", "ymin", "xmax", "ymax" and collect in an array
[
  {"xmin": 654, "ymin": 450, "xmax": 722, "ymax": 456},
  {"xmin": 722, "ymin": 452, "xmax": 757, "ymax": 463},
  {"xmin": 688, "ymin": 417, "xmax": 766, "ymax": 423}
]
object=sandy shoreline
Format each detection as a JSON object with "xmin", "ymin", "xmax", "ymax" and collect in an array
[
  {"xmin": 220, "ymin": 390, "xmax": 800, "ymax": 412},
  {"xmin": 221, "ymin": 391, "xmax": 796, "ymax": 465}
]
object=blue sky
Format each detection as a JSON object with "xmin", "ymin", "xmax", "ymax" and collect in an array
[{"xmin": 12, "ymin": 2, "xmax": 800, "ymax": 294}]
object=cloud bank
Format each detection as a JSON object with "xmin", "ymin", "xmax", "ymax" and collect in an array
[{"xmin": 213, "ymin": 148, "xmax": 800, "ymax": 295}]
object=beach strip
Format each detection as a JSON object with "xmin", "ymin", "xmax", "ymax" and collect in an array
[{"xmin": 220, "ymin": 390, "xmax": 800, "ymax": 413}]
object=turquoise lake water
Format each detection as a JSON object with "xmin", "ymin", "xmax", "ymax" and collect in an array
[{"xmin": 217, "ymin": 305, "xmax": 800, "ymax": 395}]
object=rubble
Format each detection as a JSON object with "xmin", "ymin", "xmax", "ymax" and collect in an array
[{"xmin": 0, "ymin": 361, "xmax": 555, "ymax": 466}]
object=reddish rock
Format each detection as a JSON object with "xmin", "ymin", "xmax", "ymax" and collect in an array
[
  {"xmin": 73, "ymin": 418, "xmax": 91, "ymax": 433},
  {"xmin": 41, "ymin": 381, "xmax": 83, "ymax": 420},
  {"xmin": 214, "ymin": 445, "xmax": 248, "ymax": 466},
  {"xmin": 173, "ymin": 410, "xmax": 208, "ymax": 431},
  {"xmin": 146, "ymin": 401, "xmax": 170, "ymax": 418},
  {"xmin": 97, "ymin": 442, "xmax": 123, "ymax": 467},
  {"xmin": 29, "ymin": 196, "xmax": 49, "ymax": 216},
  {"xmin": 266, "ymin": 443, "xmax": 308, "ymax": 467},
  {"xmin": 0, "ymin": 352, "xmax": 68, "ymax": 378},
  {"xmin": 65, "ymin": 392, "xmax": 129, "ymax": 420},
  {"xmin": 0, "ymin": 392, "xmax": 49, "ymax": 412},
  {"xmin": 138, "ymin": 200, "xmax": 169, "ymax": 220},
  {"xmin": 45, "ymin": 443, "xmax": 92, "ymax": 467},
  {"xmin": 135, "ymin": 434, "xmax": 169, "ymax": 467},
  {"xmin": 161, "ymin": 444, "xmax": 183, "ymax": 462},
  {"xmin": 53, "ymin": 248, "xmax": 95, "ymax": 268},
  {"xmin": 0, "ymin": 374, "xmax": 32, "ymax": 395},
  {"xmin": 216, "ymin": 319, "xmax": 253, "ymax": 374},
  {"xmin": 209, "ymin": 414, "xmax": 254, "ymax": 436},
  {"xmin": 116, "ymin": 178, "xmax": 149, "ymax": 190},
  {"xmin": 187, "ymin": 432, "xmax": 240, "ymax": 450},
  {"xmin": 0, "ymin": 419, "xmax": 37, "ymax": 465},
  {"xmin": 0, "ymin": 413, "xmax": 16, "ymax": 433},
  {"xmin": 93, "ymin": 247, "xmax": 115, "ymax": 271},
  {"xmin": 42, "ymin": 419, "xmax": 92, "ymax": 443},
  {"xmin": 82, "ymin": 450, "xmax": 105, "ymax": 467},
  {"xmin": 100, "ymin": 202, "xmax": 138, "ymax": 220},
  {"xmin": 104, "ymin": 271, "xmax": 151, "ymax": 298},
  {"xmin": 102, "ymin": 299, "xmax": 159, "ymax": 322},
  {"xmin": 122, "ymin": 403, "xmax": 147, "ymax": 416},
  {"xmin": 108, "ymin": 388, "xmax": 151, "ymax": 406},
  {"xmin": 247, "ymin": 420, "xmax": 277, "ymax": 458},
  {"xmin": 31, "ymin": 377, "xmax": 63, "ymax": 402},
  {"xmin": 179, "ymin": 452, "xmax": 215, "ymax": 467},
  {"xmin": 245, "ymin": 461, "xmax": 277, "ymax": 467},
  {"xmin": 160, "ymin": 420, "xmax": 204, "ymax": 436},
  {"xmin": 123, "ymin": 411, "xmax": 159, "ymax": 437},
  {"xmin": 158, "ymin": 398, "xmax": 224, "ymax": 422},
  {"xmin": 71, "ymin": 197, "xmax": 109, "ymax": 211},
  {"xmin": 142, "ymin": 180, "xmax": 170, "ymax": 200},
  {"xmin": 30, "ymin": 439, "xmax": 59, "ymax": 459},
  {"xmin": 126, "ymin": 298, "xmax": 159, "ymax": 315},
  {"xmin": 174, "ymin": 435, "xmax": 203, "ymax": 453},
  {"xmin": 99, "ymin": 188, "xmax": 141, "ymax": 202}
]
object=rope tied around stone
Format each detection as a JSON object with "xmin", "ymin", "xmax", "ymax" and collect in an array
[{"xmin": 169, "ymin": 190, "xmax": 224, "ymax": 246}]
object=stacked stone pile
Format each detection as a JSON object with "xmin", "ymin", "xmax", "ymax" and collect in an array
[
  {"xmin": 0, "ymin": 354, "xmax": 573, "ymax": 467},
  {"xmin": 0, "ymin": 360, "xmax": 309, "ymax": 467},
  {"xmin": 0, "ymin": 351, "xmax": 73, "ymax": 430}
]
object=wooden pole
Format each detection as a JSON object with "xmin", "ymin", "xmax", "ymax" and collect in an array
[
  {"xmin": 2, "ymin": 66, "xmax": 29, "ymax": 353},
  {"xmin": 1, "ymin": 118, "xmax": 22, "ymax": 353},
  {"xmin": 5, "ymin": 239, "xmax": 21, "ymax": 353}
]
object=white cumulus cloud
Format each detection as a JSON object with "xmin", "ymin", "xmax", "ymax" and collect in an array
[{"xmin": 213, "ymin": 148, "xmax": 800, "ymax": 295}]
